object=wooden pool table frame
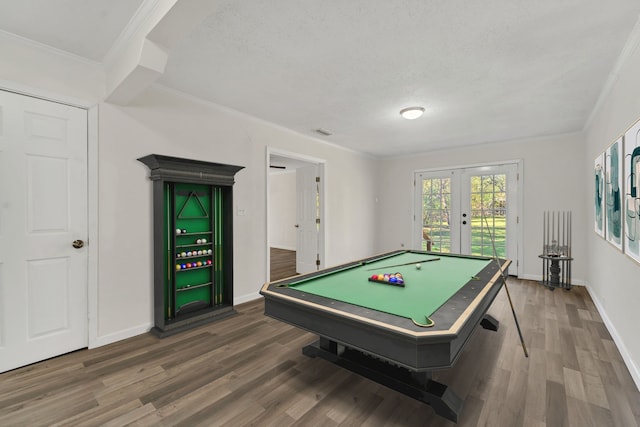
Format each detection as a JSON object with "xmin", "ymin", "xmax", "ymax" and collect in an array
[{"xmin": 260, "ymin": 250, "xmax": 510, "ymax": 422}]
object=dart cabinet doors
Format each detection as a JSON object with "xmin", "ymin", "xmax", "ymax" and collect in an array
[{"xmin": 138, "ymin": 154, "xmax": 244, "ymax": 337}]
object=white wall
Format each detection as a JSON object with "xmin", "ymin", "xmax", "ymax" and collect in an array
[
  {"xmin": 0, "ymin": 33, "xmax": 103, "ymax": 103},
  {"xmin": 5, "ymin": 27, "xmax": 638, "ymax": 391},
  {"xmin": 96, "ymin": 87, "xmax": 378, "ymax": 341},
  {"xmin": 268, "ymin": 171, "xmax": 296, "ymax": 250},
  {"xmin": 376, "ymin": 133, "xmax": 587, "ymax": 283},
  {"xmin": 584, "ymin": 36, "xmax": 640, "ymax": 389},
  {"xmin": 1, "ymin": 36, "xmax": 378, "ymax": 346}
]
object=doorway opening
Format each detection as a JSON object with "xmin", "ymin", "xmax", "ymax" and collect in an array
[{"xmin": 266, "ymin": 149, "xmax": 325, "ymax": 282}]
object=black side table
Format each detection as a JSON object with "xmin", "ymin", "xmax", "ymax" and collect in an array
[{"xmin": 539, "ymin": 254, "xmax": 572, "ymax": 290}]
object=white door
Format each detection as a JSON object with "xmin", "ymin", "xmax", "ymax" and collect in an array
[
  {"xmin": 460, "ymin": 164, "xmax": 518, "ymax": 262},
  {"xmin": 415, "ymin": 163, "xmax": 519, "ymax": 274},
  {"xmin": 414, "ymin": 170, "xmax": 460, "ymax": 253},
  {"xmin": 0, "ymin": 90, "xmax": 88, "ymax": 373},
  {"xmin": 296, "ymin": 165, "xmax": 319, "ymax": 274}
]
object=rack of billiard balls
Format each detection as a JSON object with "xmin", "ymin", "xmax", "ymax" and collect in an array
[
  {"xmin": 176, "ymin": 259, "xmax": 212, "ymax": 270},
  {"xmin": 368, "ymin": 272, "xmax": 404, "ymax": 287},
  {"xmin": 176, "ymin": 249, "xmax": 213, "ymax": 258}
]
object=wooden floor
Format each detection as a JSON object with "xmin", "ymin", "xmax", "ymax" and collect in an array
[
  {"xmin": 1, "ymin": 279, "xmax": 639, "ymax": 426},
  {"xmin": 270, "ymin": 247, "xmax": 297, "ymax": 281}
]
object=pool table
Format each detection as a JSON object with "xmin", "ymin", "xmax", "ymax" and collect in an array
[{"xmin": 260, "ymin": 250, "xmax": 511, "ymax": 422}]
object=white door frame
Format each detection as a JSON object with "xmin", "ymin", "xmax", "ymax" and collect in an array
[
  {"xmin": 0, "ymin": 80, "xmax": 99, "ymax": 349},
  {"xmin": 266, "ymin": 147, "xmax": 326, "ymax": 281},
  {"xmin": 459, "ymin": 163, "xmax": 519, "ymax": 259},
  {"xmin": 413, "ymin": 160, "xmax": 524, "ymax": 276}
]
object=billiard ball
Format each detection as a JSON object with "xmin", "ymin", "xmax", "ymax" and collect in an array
[
  {"xmin": 196, "ymin": 239, "xmax": 202, "ymax": 244},
  {"xmin": 377, "ymin": 274, "xmax": 384, "ymax": 281},
  {"xmin": 176, "ymin": 264, "xmax": 181, "ymax": 270},
  {"xmin": 208, "ymin": 249, "xmax": 213, "ymax": 255},
  {"xmin": 206, "ymin": 260, "xmax": 212, "ymax": 265},
  {"xmin": 201, "ymin": 238, "xmax": 207, "ymax": 243},
  {"xmin": 196, "ymin": 261, "xmax": 203, "ymax": 267},
  {"xmin": 389, "ymin": 277, "xmax": 397, "ymax": 283},
  {"xmin": 186, "ymin": 262, "xmax": 192, "ymax": 268},
  {"xmin": 176, "ymin": 253, "xmax": 181, "ymax": 258},
  {"xmin": 416, "ymin": 263, "xmax": 421, "ymax": 270},
  {"xmin": 181, "ymin": 252, "xmax": 187, "ymax": 258},
  {"xmin": 187, "ymin": 251, "xmax": 192, "ymax": 257},
  {"xmin": 176, "ymin": 229, "xmax": 182, "ymax": 235},
  {"xmin": 197, "ymin": 250, "xmax": 203, "ymax": 255},
  {"xmin": 181, "ymin": 229, "xmax": 187, "ymax": 234},
  {"xmin": 181, "ymin": 264, "xmax": 186, "ymax": 269}
]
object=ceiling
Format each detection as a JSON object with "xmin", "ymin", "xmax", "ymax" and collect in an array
[{"xmin": 2, "ymin": 1, "xmax": 640, "ymax": 157}]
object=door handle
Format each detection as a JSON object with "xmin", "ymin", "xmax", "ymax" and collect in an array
[
  {"xmin": 72, "ymin": 239, "xmax": 85, "ymax": 249},
  {"xmin": 294, "ymin": 224, "xmax": 299, "ymax": 228}
]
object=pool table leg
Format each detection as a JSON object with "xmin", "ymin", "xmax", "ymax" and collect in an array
[
  {"xmin": 302, "ymin": 338, "xmax": 463, "ymax": 423},
  {"xmin": 480, "ymin": 313, "xmax": 499, "ymax": 331}
]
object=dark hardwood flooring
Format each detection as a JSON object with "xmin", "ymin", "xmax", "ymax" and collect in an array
[{"xmin": 1, "ymin": 279, "xmax": 639, "ymax": 426}]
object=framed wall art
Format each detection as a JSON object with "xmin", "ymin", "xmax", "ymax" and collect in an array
[
  {"xmin": 624, "ymin": 120, "xmax": 640, "ymax": 263},
  {"xmin": 606, "ymin": 137, "xmax": 624, "ymax": 251},
  {"xmin": 594, "ymin": 152, "xmax": 605, "ymax": 237}
]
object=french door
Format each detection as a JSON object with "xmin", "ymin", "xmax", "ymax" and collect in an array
[{"xmin": 414, "ymin": 163, "xmax": 519, "ymax": 273}]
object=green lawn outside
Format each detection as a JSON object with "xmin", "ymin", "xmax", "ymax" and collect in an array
[{"xmin": 423, "ymin": 216, "xmax": 506, "ymax": 258}]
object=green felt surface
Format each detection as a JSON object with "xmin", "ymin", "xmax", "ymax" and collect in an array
[{"xmin": 288, "ymin": 252, "xmax": 492, "ymax": 325}]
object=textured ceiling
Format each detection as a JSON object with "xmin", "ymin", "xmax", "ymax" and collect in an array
[
  {"xmin": 0, "ymin": 0, "xmax": 144, "ymax": 61},
  {"xmin": 2, "ymin": 1, "xmax": 640, "ymax": 156}
]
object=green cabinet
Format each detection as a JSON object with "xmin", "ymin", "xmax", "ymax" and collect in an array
[{"xmin": 138, "ymin": 154, "xmax": 243, "ymax": 337}]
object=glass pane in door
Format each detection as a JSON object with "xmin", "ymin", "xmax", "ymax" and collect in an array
[
  {"xmin": 421, "ymin": 177, "xmax": 451, "ymax": 253},
  {"xmin": 469, "ymin": 174, "xmax": 507, "ymax": 257}
]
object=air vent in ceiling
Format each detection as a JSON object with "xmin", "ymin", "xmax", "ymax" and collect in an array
[{"xmin": 315, "ymin": 128, "xmax": 333, "ymax": 136}]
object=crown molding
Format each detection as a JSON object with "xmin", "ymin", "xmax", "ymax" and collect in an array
[
  {"xmin": 0, "ymin": 29, "xmax": 101, "ymax": 69},
  {"xmin": 584, "ymin": 15, "xmax": 640, "ymax": 130}
]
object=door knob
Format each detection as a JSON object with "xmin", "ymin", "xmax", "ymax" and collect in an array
[
  {"xmin": 72, "ymin": 239, "xmax": 85, "ymax": 249},
  {"xmin": 294, "ymin": 224, "xmax": 299, "ymax": 228}
]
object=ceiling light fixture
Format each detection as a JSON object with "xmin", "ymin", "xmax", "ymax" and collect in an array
[{"xmin": 400, "ymin": 106, "xmax": 425, "ymax": 120}]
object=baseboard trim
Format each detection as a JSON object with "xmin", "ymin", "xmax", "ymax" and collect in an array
[
  {"xmin": 90, "ymin": 294, "xmax": 264, "ymax": 349},
  {"xmin": 517, "ymin": 274, "xmax": 585, "ymax": 286},
  {"xmin": 235, "ymin": 292, "xmax": 262, "ymax": 306},
  {"xmin": 585, "ymin": 284, "xmax": 640, "ymax": 392},
  {"xmin": 90, "ymin": 323, "xmax": 152, "ymax": 349}
]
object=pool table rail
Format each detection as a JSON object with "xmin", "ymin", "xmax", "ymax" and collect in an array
[
  {"xmin": 260, "ymin": 250, "xmax": 511, "ymax": 423},
  {"xmin": 260, "ymin": 250, "xmax": 510, "ymax": 370}
]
